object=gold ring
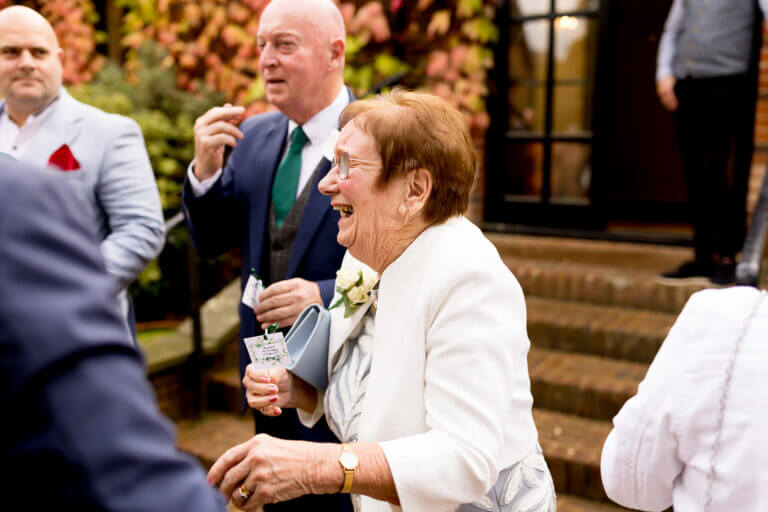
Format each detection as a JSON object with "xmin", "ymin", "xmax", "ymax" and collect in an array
[{"xmin": 238, "ymin": 485, "xmax": 253, "ymax": 500}]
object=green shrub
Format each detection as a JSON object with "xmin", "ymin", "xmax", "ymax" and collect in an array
[
  {"xmin": 71, "ymin": 42, "xmax": 224, "ymax": 212},
  {"xmin": 71, "ymin": 43, "xmax": 228, "ymax": 319}
]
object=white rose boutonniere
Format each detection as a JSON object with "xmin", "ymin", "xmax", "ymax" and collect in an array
[{"xmin": 330, "ymin": 268, "xmax": 377, "ymax": 318}]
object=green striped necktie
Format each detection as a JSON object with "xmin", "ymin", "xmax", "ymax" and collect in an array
[{"xmin": 272, "ymin": 126, "xmax": 309, "ymax": 229}]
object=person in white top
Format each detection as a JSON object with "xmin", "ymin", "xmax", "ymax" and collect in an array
[
  {"xmin": 207, "ymin": 90, "xmax": 555, "ymax": 512},
  {"xmin": 601, "ymin": 286, "xmax": 768, "ymax": 511}
]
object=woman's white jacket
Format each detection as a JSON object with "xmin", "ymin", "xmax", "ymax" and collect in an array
[{"xmin": 300, "ymin": 216, "xmax": 539, "ymax": 511}]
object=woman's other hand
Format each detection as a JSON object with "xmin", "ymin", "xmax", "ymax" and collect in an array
[
  {"xmin": 243, "ymin": 365, "xmax": 317, "ymax": 415},
  {"xmin": 207, "ymin": 434, "xmax": 340, "ymax": 509}
]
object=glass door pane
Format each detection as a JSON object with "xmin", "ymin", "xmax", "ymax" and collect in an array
[
  {"xmin": 512, "ymin": 0, "xmax": 551, "ymax": 17},
  {"xmin": 556, "ymin": 0, "xmax": 599, "ymax": 12},
  {"xmin": 553, "ymin": 84, "xmax": 592, "ymax": 133},
  {"xmin": 551, "ymin": 142, "xmax": 591, "ymax": 202},
  {"xmin": 553, "ymin": 16, "xmax": 598, "ymax": 80},
  {"xmin": 503, "ymin": 142, "xmax": 544, "ymax": 199},
  {"xmin": 509, "ymin": 20, "xmax": 550, "ymax": 83}
]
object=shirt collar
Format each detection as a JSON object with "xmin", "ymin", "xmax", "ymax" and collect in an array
[
  {"xmin": 287, "ymin": 86, "xmax": 349, "ymax": 147},
  {"xmin": 1, "ymin": 91, "xmax": 61, "ymax": 128}
]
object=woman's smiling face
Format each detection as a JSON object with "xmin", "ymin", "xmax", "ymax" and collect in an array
[{"xmin": 318, "ymin": 122, "xmax": 406, "ymax": 269}]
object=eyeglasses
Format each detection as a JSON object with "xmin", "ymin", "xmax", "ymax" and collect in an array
[{"xmin": 331, "ymin": 152, "xmax": 379, "ymax": 180}]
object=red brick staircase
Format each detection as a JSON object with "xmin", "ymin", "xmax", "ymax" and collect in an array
[{"xmin": 176, "ymin": 233, "xmax": 714, "ymax": 511}]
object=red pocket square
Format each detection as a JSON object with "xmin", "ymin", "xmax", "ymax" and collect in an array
[{"xmin": 48, "ymin": 144, "xmax": 80, "ymax": 171}]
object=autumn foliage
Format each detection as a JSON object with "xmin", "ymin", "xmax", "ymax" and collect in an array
[{"xmin": 4, "ymin": 0, "xmax": 496, "ymax": 134}]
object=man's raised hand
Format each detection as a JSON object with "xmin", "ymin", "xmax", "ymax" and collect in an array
[
  {"xmin": 193, "ymin": 103, "xmax": 245, "ymax": 180},
  {"xmin": 254, "ymin": 278, "xmax": 322, "ymax": 330}
]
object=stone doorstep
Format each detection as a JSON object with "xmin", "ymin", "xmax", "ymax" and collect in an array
[
  {"xmin": 529, "ymin": 347, "xmax": 646, "ymax": 421},
  {"xmin": 142, "ymin": 280, "xmax": 241, "ymax": 376},
  {"xmin": 534, "ymin": 409, "xmax": 612, "ymax": 502},
  {"xmin": 527, "ymin": 297, "xmax": 675, "ymax": 364},
  {"xmin": 506, "ymin": 256, "xmax": 708, "ymax": 314},
  {"xmin": 487, "ymin": 232, "xmax": 692, "ymax": 273}
]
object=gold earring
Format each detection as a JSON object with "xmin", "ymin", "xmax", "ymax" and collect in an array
[{"xmin": 403, "ymin": 209, "xmax": 409, "ymax": 227}]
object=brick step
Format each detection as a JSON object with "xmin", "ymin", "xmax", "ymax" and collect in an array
[
  {"xmin": 557, "ymin": 494, "xmax": 632, "ymax": 512},
  {"xmin": 528, "ymin": 297, "xmax": 673, "ymax": 363},
  {"xmin": 176, "ymin": 412, "xmax": 253, "ymax": 469},
  {"xmin": 207, "ymin": 366, "xmax": 242, "ymax": 413},
  {"xmin": 488, "ymin": 233, "xmax": 691, "ymax": 272},
  {"xmin": 534, "ymin": 408, "xmax": 612, "ymax": 502},
  {"xmin": 529, "ymin": 347, "xmax": 644, "ymax": 421},
  {"xmin": 507, "ymin": 256, "xmax": 708, "ymax": 313}
]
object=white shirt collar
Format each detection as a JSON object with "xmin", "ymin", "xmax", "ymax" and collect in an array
[
  {"xmin": 287, "ymin": 86, "xmax": 349, "ymax": 146},
  {"xmin": 1, "ymin": 92, "xmax": 60, "ymax": 127},
  {"xmin": 0, "ymin": 92, "xmax": 61, "ymax": 157}
]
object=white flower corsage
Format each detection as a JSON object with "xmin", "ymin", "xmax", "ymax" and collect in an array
[{"xmin": 330, "ymin": 268, "xmax": 377, "ymax": 318}]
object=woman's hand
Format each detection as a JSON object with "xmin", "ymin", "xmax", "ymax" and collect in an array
[
  {"xmin": 243, "ymin": 364, "xmax": 318, "ymax": 415},
  {"xmin": 207, "ymin": 434, "xmax": 340, "ymax": 510}
]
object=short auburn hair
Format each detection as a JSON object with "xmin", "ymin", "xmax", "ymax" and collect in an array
[{"xmin": 339, "ymin": 89, "xmax": 476, "ymax": 224}]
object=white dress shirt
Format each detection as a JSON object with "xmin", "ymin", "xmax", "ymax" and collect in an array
[
  {"xmin": 188, "ymin": 86, "xmax": 349, "ymax": 197},
  {"xmin": 601, "ymin": 286, "xmax": 768, "ymax": 512},
  {"xmin": 0, "ymin": 96, "xmax": 59, "ymax": 158}
]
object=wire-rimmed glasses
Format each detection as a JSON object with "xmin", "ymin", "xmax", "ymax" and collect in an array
[{"xmin": 331, "ymin": 152, "xmax": 379, "ymax": 179}]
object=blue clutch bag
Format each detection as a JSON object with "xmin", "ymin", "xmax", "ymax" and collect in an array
[{"xmin": 285, "ymin": 304, "xmax": 330, "ymax": 391}]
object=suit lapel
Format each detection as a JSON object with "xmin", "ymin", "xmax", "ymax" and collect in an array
[
  {"xmin": 285, "ymin": 157, "xmax": 333, "ymax": 277},
  {"xmin": 18, "ymin": 90, "xmax": 83, "ymax": 167},
  {"xmin": 285, "ymin": 87, "xmax": 354, "ymax": 278},
  {"xmin": 246, "ymin": 115, "xmax": 288, "ymax": 275}
]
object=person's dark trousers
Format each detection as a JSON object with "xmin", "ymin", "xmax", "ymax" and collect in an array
[
  {"xmin": 254, "ymin": 411, "xmax": 353, "ymax": 512},
  {"xmin": 673, "ymin": 73, "xmax": 756, "ymax": 269}
]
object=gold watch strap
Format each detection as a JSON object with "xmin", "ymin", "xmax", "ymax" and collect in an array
[
  {"xmin": 341, "ymin": 468, "xmax": 354, "ymax": 493},
  {"xmin": 340, "ymin": 444, "xmax": 357, "ymax": 493}
]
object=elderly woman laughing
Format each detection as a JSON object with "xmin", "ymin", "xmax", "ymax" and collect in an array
[{"xmin": 208, "ymin": 90, "xmax": 555, "ymax": 512}]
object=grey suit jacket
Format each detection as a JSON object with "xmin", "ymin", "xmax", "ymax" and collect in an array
[
  {"xmin": 0, "ymin": 88, "xmax": 165, "ymax": 314},
  {"xmin": 0, "ymin": 160, "xmax": 225, "ymax": 510}
]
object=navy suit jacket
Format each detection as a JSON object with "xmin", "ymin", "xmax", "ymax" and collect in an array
[
  {"xmin": 0, "ymin": 161, "xmax": 225, "ymax": 510},
  {"xmin": 182, "ymin": 99, "xmax": 349, "ymax": 389}
]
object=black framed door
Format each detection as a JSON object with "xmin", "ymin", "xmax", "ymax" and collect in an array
[
  {"xmin": 485, "ymin": 0, "xmax": 691, "ymax": 233},
  {"xmin": 486, "ymin": 0, "xmax": 604, "ymax": 229}
]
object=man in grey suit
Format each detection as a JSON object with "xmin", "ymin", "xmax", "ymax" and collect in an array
[
  {"xmin": 0, "ymin": 158, "xmax": 226, "ymax": 510},
  {"xmin": 0, "ymin": 6, "xmax": 165, "ymax": 337}
]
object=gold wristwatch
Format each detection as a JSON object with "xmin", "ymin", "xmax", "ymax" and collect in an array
[{"xmin": 339, "ymin": 444, "xmax": 359, "ymax": 493}]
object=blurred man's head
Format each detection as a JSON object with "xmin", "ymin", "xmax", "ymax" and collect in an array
[
  {"xmin": 0, "ymin": 6, "xmax": 62, "ymax": 126},
  {"xmin": 257, "ymin": 0, "xmax": 346, "ymax": 124}
]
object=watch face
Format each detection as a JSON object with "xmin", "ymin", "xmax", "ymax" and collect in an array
[{"xmin": 340, "ymin": 451, "xmax": 359, "ymax": 469}]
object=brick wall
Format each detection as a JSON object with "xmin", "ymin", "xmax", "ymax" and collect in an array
[{"xmin": 751, "ymin": 27, "xmax": 768, "ymax": 218}]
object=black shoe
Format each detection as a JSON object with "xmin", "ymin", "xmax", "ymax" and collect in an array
[
  {"xmin": 710, "ymin": 261, "xmax": 736, "ymax": 286},
  {"xmin": 656, "ymin": 261, "xmax": 711, "ymax": 285}
]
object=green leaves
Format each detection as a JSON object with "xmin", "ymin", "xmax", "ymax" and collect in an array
[
  {"xmin": 461, "ymin": 17, "xmax": 498, "ymax": 44},
  {"xmin": 71, "ymin": 42, "xmax": 224, "ymax": 214}
]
